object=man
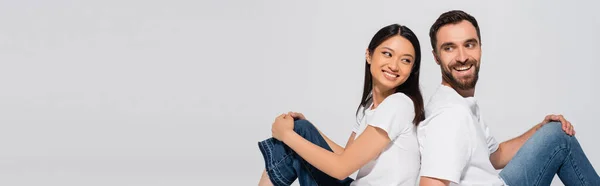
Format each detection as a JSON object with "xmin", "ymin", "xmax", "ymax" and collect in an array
[{"xmin": 418, "ymin": 10, "xmax": 600, "ymax": 186}]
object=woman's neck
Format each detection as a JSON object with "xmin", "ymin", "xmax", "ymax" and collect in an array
[{"xmin": 371, "ymin": 85, "xmax": 395, "ymax": 109}]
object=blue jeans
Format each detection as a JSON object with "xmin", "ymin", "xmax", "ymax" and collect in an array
[
  {"xmin": 500, "ymin": 122, "xmax": 600, "ymax": 186},
  {"xmin": 258, "ymin": 119, "xmax": 354, "ymax": 186}
]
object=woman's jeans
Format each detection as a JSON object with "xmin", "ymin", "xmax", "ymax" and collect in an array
[{"xmin": 258, "ymin": 119, "xmax": 353, "ymax": 186}]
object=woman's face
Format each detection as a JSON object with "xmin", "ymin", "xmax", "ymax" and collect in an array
[{"xmin": 367, "ymin": 35, "xmax": 415, "ymax": 92}]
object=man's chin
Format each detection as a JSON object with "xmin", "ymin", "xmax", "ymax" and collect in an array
[{"xmin": 454, "ymin": 79, "xmax": 477, "ymax": 90}]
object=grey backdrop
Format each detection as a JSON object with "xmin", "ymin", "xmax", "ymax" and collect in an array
[{"xmin": 0, "ymin": 0, "xmax": 598, "ymax": 185}]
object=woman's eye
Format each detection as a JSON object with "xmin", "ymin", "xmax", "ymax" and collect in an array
[
  {"xmin": 382, "ymin": 52, "xmax": 392, "ymax": 57},
  {"xmin": 402, "ymin": 59, "xmax": 412, "ymax": 63}
]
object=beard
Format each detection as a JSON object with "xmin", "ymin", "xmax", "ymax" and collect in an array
[{"xmin": 441, "ymin": 58, "xmax": 480, "ymax": 90}]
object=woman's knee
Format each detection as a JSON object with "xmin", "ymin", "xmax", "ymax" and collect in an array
[{"xmin": 293, "ymin": 119, "xmax": 318, "ymax": 135}]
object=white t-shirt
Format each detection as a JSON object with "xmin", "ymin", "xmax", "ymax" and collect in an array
[
  {"xmin": 417, "ymin": 85, "xmax": 505, "ymax": 186},
  {"xmin": 350, "ymin": 93, "xmax": 420, "ymax": 186}
]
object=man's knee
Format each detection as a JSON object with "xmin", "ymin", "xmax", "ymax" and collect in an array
[{"xmin": 536, "ymin": 122, "xmax": 570, "ymax": 142}]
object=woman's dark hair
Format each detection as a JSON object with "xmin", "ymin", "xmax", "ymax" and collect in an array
[{"xmin": 356, "ymin": 24, "xmax": 425, "ymax": 126}]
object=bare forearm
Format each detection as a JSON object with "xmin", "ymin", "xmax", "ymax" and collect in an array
[
  {"xmin": 491, "ymin": 124, "xmax": 541, "ymax": 169},
  {"xmin": 318, "ymin": 130, "xmax": 345, "ymax": 154},
  {"xmin": 282, "ymin": 131, "xmax": 351, "ymax": 180}
]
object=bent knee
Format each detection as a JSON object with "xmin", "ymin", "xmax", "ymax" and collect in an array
[
  {"xmin": 536, "ymin": 122, "xmax": 570, "ymax": 141},
  {"xmin": 293, "ymin": 119, "xmax": 317, "ymax": 133}
]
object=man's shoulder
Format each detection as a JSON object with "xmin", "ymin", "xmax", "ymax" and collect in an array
[
  {"xmin": 425, "ymin": 90, "xmax": 470, "ymax": 116},
  {"xmin": 421, "ymin": 103, "xmax": 472, "ymax": 127}
]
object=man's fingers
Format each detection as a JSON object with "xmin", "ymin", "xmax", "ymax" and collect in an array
[
  {"xmin": 569, "ymin": 125, "xmax": 574, "ymax": 136},
  {"xmin": 542, "ymin": 115, "xmax": 553, "ymax": 124},
  {"xmin": 569, "ymin": 122, "xmax": 575, "ymax": 136},
  {"xmin": 557, "ymin": 115, "xmax": 569, "ymax": 132}
]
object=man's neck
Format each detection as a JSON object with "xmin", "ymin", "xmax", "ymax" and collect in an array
[{"xmin": 442, "ymin": 81, "xmax": 475, "ymax": 97}]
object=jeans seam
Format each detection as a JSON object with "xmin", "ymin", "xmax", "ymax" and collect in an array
[
  {"xmin": 534, "ymin": 145, "xmax": 567, "ymax": 186},
  {"xmin": 261, "ymin": 140, "xmax": 273, "ymax": 170},
  {"xmin": 272, "ymin": 166, "xmax": 291, "ymax": 186},
  {"xmin": 267, "ymin": 139, "xmax": 293, "ymax": 185},
  {"xmin": 260, "ymin": 140, "xmax": 291, "ymax": 185},
  {"xmin": 566, "ymin": 147, "xmax": 587, "ymax": 185},
  {"xmin": 300, "ymin": 158, "xmax": 321, "ymax": 186}
]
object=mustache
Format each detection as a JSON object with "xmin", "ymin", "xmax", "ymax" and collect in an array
[{"xmin": 450, "ymin": 59, "xmax": 478, "ymax": 69}]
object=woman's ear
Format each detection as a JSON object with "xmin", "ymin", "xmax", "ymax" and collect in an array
[{"xmin": 365, "ymin": 49, "xmax": 371, "ymax": 64}]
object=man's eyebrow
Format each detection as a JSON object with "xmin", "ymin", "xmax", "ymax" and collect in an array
[
  {"xmin": 439, "ymin": 42, "xmax": 456, "ymax": 49},
  {"xmin": 464, "ymin": 38, "xmax": 478, "ymax": 44}
]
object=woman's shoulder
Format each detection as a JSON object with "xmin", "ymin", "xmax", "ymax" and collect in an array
[{"xmin": 382, "ymin": 92, "xmax": 414, "ymax": 107}]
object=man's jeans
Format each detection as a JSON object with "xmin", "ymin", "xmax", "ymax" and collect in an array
[{"xmin": 500, "ymin": 122, "xmax": 600, "ymax": 186}]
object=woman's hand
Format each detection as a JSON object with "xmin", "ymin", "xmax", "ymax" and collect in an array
[
  {"xmin": 272, "ymin": 114, "xmax": 295, "ymax": 141},
  {"xmin": 287, "ymin": 111, "xmax": 306, "ymax": 120}
]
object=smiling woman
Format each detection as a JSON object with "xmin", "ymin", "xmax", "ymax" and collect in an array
[{"xmin": 257, "ymin": 24, "xmax": 425, "ymax": 186}]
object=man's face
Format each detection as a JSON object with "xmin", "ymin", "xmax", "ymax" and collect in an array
[{"xmin": 434, "ymin": 20, "xmax": 481, "ymax": 90}]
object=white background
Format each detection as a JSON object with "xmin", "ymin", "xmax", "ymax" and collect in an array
[{"xmin": 0, "ymin": 0, "xmax": 598, "ymax": 185}]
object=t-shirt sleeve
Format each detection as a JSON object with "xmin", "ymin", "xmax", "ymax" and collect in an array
[
  {"xmin": 368, "ymin": 93, "xmax": 415, "ymax": 140},
  {"xmin": 482, "ymin": 120, "xmax": 499, "ymax": 154},
  {"xmin": 419, "ymin": 106, "xmax": 473, "ymax": 184},
  {"xmin": 353, "ymin": 106, "xmax": 365, "ymax": 133}
]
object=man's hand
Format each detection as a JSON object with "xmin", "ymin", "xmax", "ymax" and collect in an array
[
  {"xmin": 271, "ymin": 114, "xmax": 295, "ymax": 141},
  {"xmin": 539, "ymin": 114, "xmax": 575, "ymax": 136}
]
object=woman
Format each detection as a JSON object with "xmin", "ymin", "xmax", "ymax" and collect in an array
[{"xmin": 258, "ymin": 24, "xmax": 425, "ymax": 186}]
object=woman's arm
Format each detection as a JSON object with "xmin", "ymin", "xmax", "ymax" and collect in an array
[
  {"xmin": 287, "ymin": 112, "xmax": 355, "ymax": 155},
  {"xmin": 316, "ymin": 130, "xmax": 345, "ymax": 155},
  {"xmin": 281, "ymin": 125, "xmax": 390, "ymax": 180},
  {"xmin": 275, "ymin": 95, "xmax": 410, "ymax": 180},
  {"xmin": 317, "ymin": 130, "xmax": 356, "ymax": 155},
  {"xmin": 345, "ymin": 132, "xmax": 357, "ymax": 148}
]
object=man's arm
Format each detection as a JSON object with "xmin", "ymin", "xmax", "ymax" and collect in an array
[
  {"xmin": 489, "ymin": 114, "xmax": 575, "ymax": 169},
  {"xmin": 419, "ymin": 107, "xmax": 473, "ymax": 185},
  {"xmin": 489, "ymin": 124, "xmax": 541, "ymax": 169}
]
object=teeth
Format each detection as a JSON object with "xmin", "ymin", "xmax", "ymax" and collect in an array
[
  {"xmin": 384, "ymin": 71, "xmax": 398, "ymax": 78},
  {"xmin": 454, "ymin": 65, "xmax": 472, "ymax": 71}
]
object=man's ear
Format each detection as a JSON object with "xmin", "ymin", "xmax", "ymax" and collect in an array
[
  {"xmin": 432, "ymin": 50, "xmax": 441, "ymax": 65},
  {"xmin": 365, "ymin": 49, "xmax": 372, "ymax": 64}
]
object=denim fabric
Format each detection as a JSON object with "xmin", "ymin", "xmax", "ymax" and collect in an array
[
  {"xmin": 258, "ymin": 119, "xmax": 353, "ymax": 186},
  {"xmin": 500, "ymin": 122, "xmax": 600, "ymax": 186}
]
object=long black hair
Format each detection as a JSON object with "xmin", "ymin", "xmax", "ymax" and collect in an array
[{"xmin": 356, "ymin": 24, "xmax": 425, "ymax": 126}]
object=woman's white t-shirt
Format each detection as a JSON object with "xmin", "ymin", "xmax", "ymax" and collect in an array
[{"xmin": 350, "ymin": 93, "xmax": 421, "ymax": 186}]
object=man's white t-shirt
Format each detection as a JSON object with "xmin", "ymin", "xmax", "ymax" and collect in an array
[
  {"xmin": 350, "ymin": 93, "xmax": 420, "ymax": 186},
  {"xmin": 417, "ymin": 85, "xmax": 506, "ymax": 186}
]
